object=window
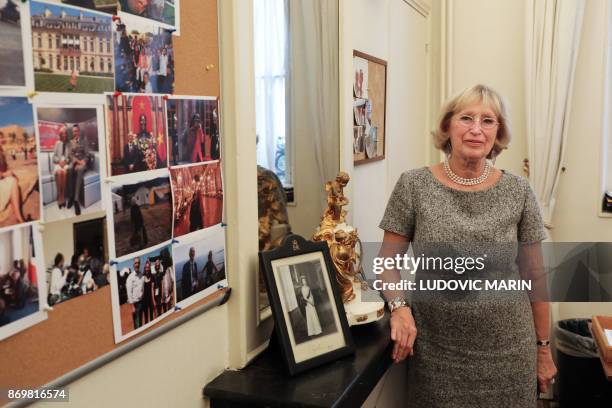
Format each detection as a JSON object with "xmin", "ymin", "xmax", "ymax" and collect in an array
[
  {"xmin": 107, "ymin": 58, "xmax": 112, "ymax": 72},
  {"xmin": 37, "ymin": 35, "xmax": 42, "ymax": 48},
  {"xmin": 253, "ymin": 0, "xmax": 290, "ymax": 186},
  {"xmin": 63, "ymin": 56, "xmax": 68, "ymax": 70},
  {"xmin": 76, "ymin": 57, "xmax": 80, "ymax": 71},
  {"xmin": 100, "ymin": 58, "xmax": 104, "ymax": 71},
  {"xmin": 56, "ymin": 34, "xmax": 60, "ymax": 48},
  {"xmin": 48, "ymin": 35, "xmax": 52, "ymax": 49},
  {"xmin": 56, "ymin": 55, "xmax": 60, "ymax": 70},
  {"xmin": 84, "ymin": 57, "xmax": 88, "ymax": 72},
  {"xmin": 49, "ymin": 54, "xmax": 53, "ymax": 69},
  {"xmin": 107, "ymin": 38, "xmax": 111, "ymax": 53}
]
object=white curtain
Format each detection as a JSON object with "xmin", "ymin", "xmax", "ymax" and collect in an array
[
  {"xmin": 289, "ymin": 0, "xmax": 339, "ymax": 195},
  {"xmin": 254, "ymin": 0, "xmax": 288, "ymax": 174},
  {"xmin": 278, "ymin": 265, "xmax": 298, "ymax": 311},
  {"xmin": 525, "ymin": 0, "xmax": 585, "ymax": 226}
]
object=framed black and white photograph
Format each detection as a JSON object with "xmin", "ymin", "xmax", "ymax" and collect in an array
[{"xmin": 260, "ymin": 234, "xmax": 353, "ymax": 376}]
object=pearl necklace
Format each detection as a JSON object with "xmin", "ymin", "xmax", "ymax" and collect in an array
[{"xmin": 443, "ymin": 158, "xmax": 491, "ymax": 186}]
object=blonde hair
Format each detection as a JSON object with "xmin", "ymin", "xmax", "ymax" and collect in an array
[{"xmin": 431, "ymin": 84, "xmax": 512, "ymax": 159}]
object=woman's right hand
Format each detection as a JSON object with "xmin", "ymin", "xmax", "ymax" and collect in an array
[{"xmin": 390, "ymin": 306, "xmax": 417, "ymax": 363}]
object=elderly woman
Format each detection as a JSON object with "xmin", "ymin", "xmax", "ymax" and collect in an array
[
  {"xmin": 378, "ymin": 84, "xmax": 556, "ymax": 407},
  {"xmin": 52, "ymin": 126, "xmax": 71, "ymax": 209}
]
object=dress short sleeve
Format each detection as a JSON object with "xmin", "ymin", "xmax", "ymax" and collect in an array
[
  {"xmin": 518, "ymin": 181, "xmax": 547, "ymax": 243},
  {"xmin": 379, "ymin": 172, "xmax": 415, "ymax": 239}
]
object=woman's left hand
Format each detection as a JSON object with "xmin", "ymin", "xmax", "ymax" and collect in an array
[{"xmin": 537, "ymin": 347, "xmax": 557, "ymax": 394}]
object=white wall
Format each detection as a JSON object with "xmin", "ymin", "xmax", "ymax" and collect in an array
[
  {"xmin": 447, "ymin": 0, "xmax": 527, "ymax": 176},
  {"xmin": 446, "ymin": 0, "xmax": 612, "ymax": 319},
  {"xmin": 550, "ymin": 0, "xmax": 612, "ymax": 242},
  {"xmin": 348, "ymin": 0, "xmax": 430, "ymax": 242}
]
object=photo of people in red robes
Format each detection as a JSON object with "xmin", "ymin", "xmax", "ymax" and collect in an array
[{"xmin": 166, "ymin": 97, "xmax": 220, "ymax": 166}]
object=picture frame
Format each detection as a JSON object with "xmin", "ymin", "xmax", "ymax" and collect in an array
[
  {"xmin": 260, "ymin": 234, "xmax": 354, "ymax": 376},
  {"xmin": 353, "ymin": 50, "xmax": 387, "ymax": 165}
]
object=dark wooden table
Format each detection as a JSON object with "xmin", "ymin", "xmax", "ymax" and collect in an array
[
  {"xmin": 589, "ymin": 322, "xmax": 612, "ymax": 381},
  {"xmin": 204, "ymin": 314, "xmax": 393, "ymax": 407}
]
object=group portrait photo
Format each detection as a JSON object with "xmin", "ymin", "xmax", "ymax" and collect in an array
[
  {"xmin": 113, "ymin": 14, "xmax": 174, "ymax": 94},
  {"xmin": 43, "ymin": 216, "xmax": 109, "ymax": 306},
  {"xmin": 113, "ymin": 244, "xmax": 174, "ymax": 338}
]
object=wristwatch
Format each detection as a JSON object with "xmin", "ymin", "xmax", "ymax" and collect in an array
[
  {"xmin": 387, "ymin": 297, "xmax": 409, "ymax": 313},
  {"xmin": 536, "ymin": 339, "xmax": 551, "ymax": 347}
]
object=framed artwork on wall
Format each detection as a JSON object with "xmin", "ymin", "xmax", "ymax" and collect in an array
[
  {"xmin": 353, "ymin": 50, "xmax": 387, "ymax": 165},
  {"xmin": 260, "ymin": 234, "xmax": 354, "ymax": 376}
]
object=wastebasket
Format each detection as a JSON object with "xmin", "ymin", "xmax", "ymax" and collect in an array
[{"xmin": 556, "ymin": 319, "xmax": 612, "ymax": 407}]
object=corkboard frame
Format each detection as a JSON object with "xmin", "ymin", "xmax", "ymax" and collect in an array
[
  {"xmin": 352, "ymin": 50, "xmax": 387, "ymax": 166},
  {"xmin": 0, "ymin": 0, "xmax": 227, "ymax": 403}
]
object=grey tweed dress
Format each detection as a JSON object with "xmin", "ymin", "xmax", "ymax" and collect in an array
[{"xmin": 379, "ymin": 167, "xmax": 547, "ymax": 408}]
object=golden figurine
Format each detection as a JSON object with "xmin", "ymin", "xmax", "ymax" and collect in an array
[
  {"xmin": 257, "ymin": 165, "xmax": 290, "ymax": 251},
  {"xmin": 313, "ymin": 171, "xmax": 361, "ymax": 303}
]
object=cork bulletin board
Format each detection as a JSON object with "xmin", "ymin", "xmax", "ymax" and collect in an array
[
  {"xmin": 352, "ymin": 50, "xmax": 387, "ymax": 165},
  {"xmin": 0, "ymin": 0, "xmax": 223, "ymax": 399}
]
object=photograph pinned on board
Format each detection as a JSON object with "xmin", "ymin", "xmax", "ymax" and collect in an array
[
  {"xmin": 169, "ymin": 162, "xmax": 223, "ymax": 238},
  {"xmin": 43, "ymin": 216, "xmax": 109, "ymax": 306},
  {"xmin": 0, "ymin": 0, "xmax": 26, "ymax": 87},
  {"xmin": 0, "ymin": 97, "xmax": 40, "ymax": 230},
  {"xmin": 111, "ymin": 243, "xmax": 174, "ymax": 342},
  {"xmin": 113, "ymin": 13, "xmax": 174, "ymax": 94},
  {"xmin": 353, "ymin": 55, "xmax": 368, "ymax": 99},
  {"xmin": 46, "ymin": 0, "xmax": 118, "ymax": 14},
  {"xmin": 166, "ymin": 97, "xmax": 220, "ymax": 166},
  {"xmin": 110, "ymin": 175, "xmax": 173, "ymax": 258},
  {"xmin": 30, "ymin": 0, "xmax": 115, "ymax": 94},
  {"xmin": 118, "ymin": 0, "xmax": 177, "ymax": 28},
  {"xmin": 36, "ymin": 106, "xmax": 103, "ymax": 222},
  {"xmin": 173, "ymin": 224, "xmax": 225, "ymax": 307},
  {"xmin": 105, "ymin": 93, "xmax": 168, "ymax": 176},
  {"xmin": 352, "ymin": 126, "xmax": 364, "ymax": 154},
  {"xmin": 0, "ymin": 224, "xmax": 47, "ymax": 341},
  {"xmin": 353, "ymin": 98, "xmax": 367, "ymax": 127},
  {"xmin": 365, "ymin": 126, "xmax": 378, "ymax": 159}
]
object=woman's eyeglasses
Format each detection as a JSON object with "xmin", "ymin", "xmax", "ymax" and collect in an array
[{"xmin": 455, "ymin": 114, "xmax": 499, "ymax": 130}]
